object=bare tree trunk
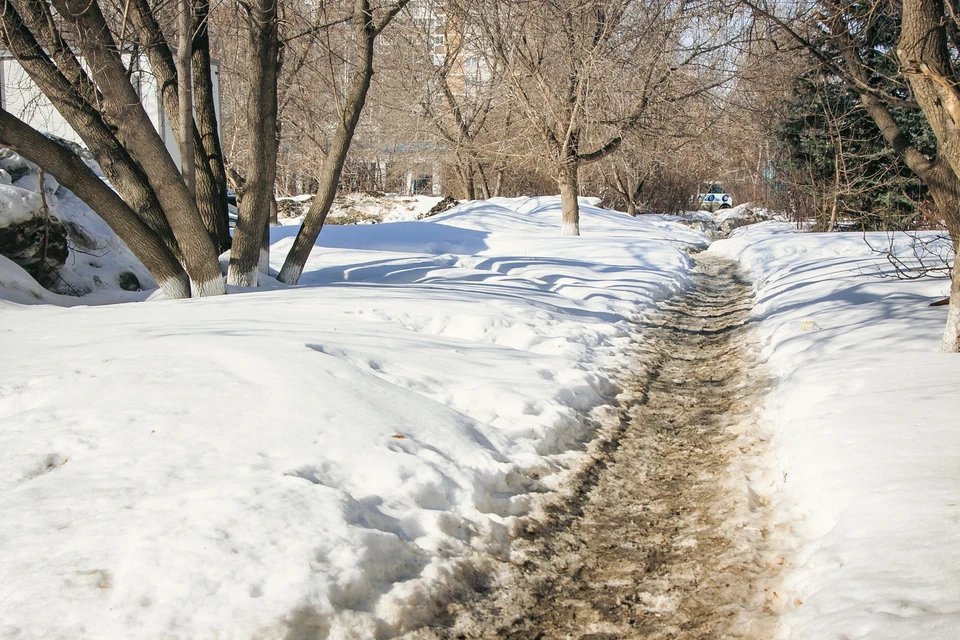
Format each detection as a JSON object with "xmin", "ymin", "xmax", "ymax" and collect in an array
[
  {"xmin": 0, "ymin": 3, "xmax": 180, "ymax": 256},
  {"xmin": 177, "ymin": 0, "xmax": 195, "ymax": 196},
  {"xmin": 827, "ymin": 159, "xmax": 839, "ymax": 232},
  {"xmin": 476, "ymin": 163, "xmax": 491, "ymax": 199},
  {"xmin": 559, "ymin": 161, "xmax": 581, "ymax": 236},
  {"xmin": 278, "ymin": 0, "xmax": 409, "ymax": 284},
  {"xmin": 52, "ymin": 0, "xmax": 224, "ymax": 294},
  {"xmin": 898, "ymin": 0, "xmax": 960, "ymax": 350},
  {"xmin": 192, "ymin": 0, "xmax": 230, "ymax": 253},
  {"xmin": 259, "ymin": 217, "xmax": 271, "ymax": 276},
  {"xmin": 460, "ymin": 157, "xmax": 477, "ymax": 200},
  {"xmin": 228, "ymin": 0, "xmax": 279, "ymax": 287},
  {"xmin": 0, "ymin": 108, "xmax": 190, "ymax": 298},
  {"xmin": 129, "ymin": 0, "xmax": 229, "ymax": 253}
]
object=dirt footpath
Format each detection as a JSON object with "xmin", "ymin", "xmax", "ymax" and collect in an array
[{"xmin": 406, "ymin": 253, "xmax": 783, "ymax": 640}]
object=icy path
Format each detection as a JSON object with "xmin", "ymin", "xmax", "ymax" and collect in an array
[{"xmin": 406, "ymin": 253, "xmax": 782, "ymax": 639}]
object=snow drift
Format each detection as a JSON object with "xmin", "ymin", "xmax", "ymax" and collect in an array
[{"xmin": 711, "ymin": 224, "xmax": 960, "ymax": 639}]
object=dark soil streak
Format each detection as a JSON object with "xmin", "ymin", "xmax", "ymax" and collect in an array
[{"xmin": 407, "ymin": 253, "xmax": 782, "ymax": 640}]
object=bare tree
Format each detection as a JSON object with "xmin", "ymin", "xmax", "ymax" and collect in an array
[
  {"xmin": 277, "ymin": 0, "xmax": 411, "ymax": 285},
  {"xmin": 898, "ymin": 0, "xmax": 960, "ymax": 350},
  {"xmin": 0, "ymin": 109, "xmax": 191, "ymax": 297},
  {"xmin": 228, "ymin": 0, "xmax": 280, "ymax": 287},
  {"xmin": 468, "ymin": 0, "xmax": 745, "ymax": 235},
  {"xmin": 0, "ymin": 0, "xmax": 227, "ymax": 295}
]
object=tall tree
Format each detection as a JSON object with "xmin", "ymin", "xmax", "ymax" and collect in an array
[
  {"xmin": 898, "ymin": 0, "xmax": 960, "ymax": 350},
  {"xmin": 228, "ymin": 0, "xmax": 281, "ymax": 287},
  {"xmin": 0, "ymin": 0, "xmax": 226, "ymax": 295}
]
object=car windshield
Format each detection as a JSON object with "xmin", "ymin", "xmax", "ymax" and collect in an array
[{"xmin": 708, "ymin": 185, "xmax": 725, "ymax": 194}]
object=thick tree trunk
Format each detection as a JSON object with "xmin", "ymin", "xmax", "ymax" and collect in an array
[
  {"xmin": 259, "ymin": 218, "xmax": 271, "ymax": 276},
  {"xmin": 278, "ymin": 0, "xmax": 377, "ymax": 285},
  {"xmin": 460, "ymin": 158, "xmax": 477, "ymax": 200},
  {"xmin": 130, "ymin": 0, "xmax": 230, "ymax": 253},
  {"xmin": 626, "ymin": 200, "xmax": 637, "ymax": 216},
  {"xmin": 898, "ymin": 0, "xmax": 960, "ymax": 350},
  {"xmin": 177, "ymin": 0, "xmax": 195, "ymax": 195},
  {"xmin": 0, "ymin": 3, "xmax": 180, "ymax": 256},
  {"xmin": 192, "ymin": 0, "xmax": 231, "ymax": 253},
  {"xmin": 559, "ymin": 162, "xmax": 581, "ymax": 236},
  {"xmin": 228, "ymin": 0, "xmax": 279, "ymax": 287},
  {"xmin": 54, "ymin": 0, "xmax": 224, "ymax": 295},
  {"xmin": 0, "ymin": 109, "xmax": 190, "ymax": 298}
]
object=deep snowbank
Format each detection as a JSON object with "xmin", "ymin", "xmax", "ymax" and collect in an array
[
  {"xmin": 0, "ymin": 197, "xmax": 708, "ymax": 638},
  {"xmin": 711, "ymin": 224, "xmax": 960, "ymax": 639}
]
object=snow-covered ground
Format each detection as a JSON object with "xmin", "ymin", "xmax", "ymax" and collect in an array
[
  {"xmin": 277, "ymin": 193, "xmax": 442, "ymax": 225},
  {"xmin": 711, "ymin": 223, "xmax": 960, "ymax": 639},
  {"xmin": 0, "ymin": 196, "xmax": 708, "ymax": 638},
  {"xmin": 3, "ymin": 186, "xmax": 958, "ymax": 639}
]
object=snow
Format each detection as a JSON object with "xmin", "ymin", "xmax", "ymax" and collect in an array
[
  {"xmin": 0, "ymin": 196, "xmax": 707, "ymax": 638},
  {"xmin": 711, "ymin": 225, "xmax": 960, "ymax": 639},
  {"xmin": 0, "ymin": 150, "xmax": 157, "ymax": 301},
  {"xmin": 4, "ymin": 183, "xmax": 959, "ymax": 638},
  {"xmin": 277, "ymin": 193, "xmax": 442, "ymax": 226},
  {"xmin": 0, "ymin": 183, "xmax": 42, "ymax": 228}
]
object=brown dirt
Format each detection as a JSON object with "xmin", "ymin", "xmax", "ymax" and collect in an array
[{"xmin": 404, "ymin": 253, "xmax": 783, "ymax": 640}]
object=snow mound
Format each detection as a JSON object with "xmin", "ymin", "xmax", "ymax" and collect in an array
[
  {"xmin": 710, "ymin": 229, "xmax": 960, "ymax": 639},
  {"xmin": 0, "ymin": 182, "xmax": 42, "ymax": 228},
  {"xmin": 0, "ymin": 148, "xmax": 156, "ymax": 304},
  {"xmin": 278, "ymin": 192, "xmax": 443, "ymax": 226}
]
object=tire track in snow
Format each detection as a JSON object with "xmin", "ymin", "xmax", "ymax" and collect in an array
[{"xmin": 405, "ymin": 252, "xmax": 783, "ymax": 639}]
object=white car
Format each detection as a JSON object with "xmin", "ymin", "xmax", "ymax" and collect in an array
[{"xmin": 699, "ymin": 184, "xmax": 733, "ymax": 212}]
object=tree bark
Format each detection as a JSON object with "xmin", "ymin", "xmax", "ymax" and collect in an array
[
  {"xmin": 0, "ymin": 109, "xmax": 190, "ymax": 298},
  {"xmin": 177, "ymin": 0, "xmax": 196, "ymax": 196},
  {"xmin": 899, "ymin": 0, "xmax": 960, "ymax": 351},
  {"xmin": 0, "ymin": 2, "xmax": 180, "ymax": 256},
  {"xmin": 229, "ymin": 0, "xmax": 280, "ymax": 287},
  {"xmin": 259, "ymin": 217, "xmax": 271, "ymax": 276},
  {"xmin": 192, "ymin": 0, "xmax": 231, "ymax": 253},
  {"xmin": 476, "ymin": 162, "xmax": 491, "ymax": 199},
  {"xmin": 53, "ymin": 0, "xmax": 225, "ymax": 295},
  {"xmin": 459, "ymin": 157, "xmax": 477, "ymax": 200},
  {"xmin": 559, "ymin": 161, "xmax": 581, "ymax": 236},
  {"xmin": 129, "ymin": 0, "xmax": 230, "ymax": 253}
]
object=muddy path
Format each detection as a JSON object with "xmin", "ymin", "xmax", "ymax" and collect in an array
[{"xmin": 406, "ymin": 253, "xmax": 782, "ymax": 640}]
